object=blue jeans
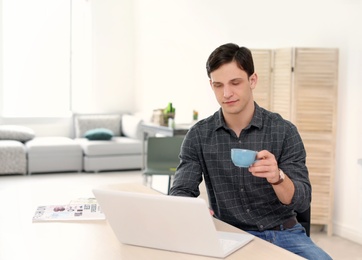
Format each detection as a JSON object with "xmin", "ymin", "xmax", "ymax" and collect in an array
[{"xmin": 247, "ymin": 224, "xmax": 333, "ymax": 260}]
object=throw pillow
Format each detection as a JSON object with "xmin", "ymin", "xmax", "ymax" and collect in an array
[
  {"xmin": 121, "ymin": 114, "xmax": 143, "ymax": 140},
  {"xmin": 84, "ymin": 128, "xmax": 114, "ymax": 140},
  {"xmin": 0, "ymin": 125, "xmax": 35, "ymax": 142}
]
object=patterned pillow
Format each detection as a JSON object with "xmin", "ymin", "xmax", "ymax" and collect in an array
[{"xmin": 0, "ymin": 125, "xmax": 35, "ymax": 142}]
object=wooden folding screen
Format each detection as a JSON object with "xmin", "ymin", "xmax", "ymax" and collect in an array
[
  {"xmin": 252, "ymin": 48, "xmax": 338, "ymax": 235},
  {"xmin": 251, "ymin": 49, "xmax": 272, "ymax": 110}
]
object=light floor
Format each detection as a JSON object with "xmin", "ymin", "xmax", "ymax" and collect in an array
[{"xmin": 0, "ymin": 171, "xmax": 361, "ymax": 260}]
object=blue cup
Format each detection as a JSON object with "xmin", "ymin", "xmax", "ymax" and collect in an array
[{"xmin": 231, "ymin": 148, "xmax": 258, "ymax": 168}]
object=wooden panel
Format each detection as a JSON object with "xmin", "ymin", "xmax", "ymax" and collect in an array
[
  {"xmin": 252, "ymin": 47, "xmax": 339, "ymax": 235},
  {"xmin": 271, "ymin": 47, "xmax": 338, "ymax": 235},
  {"xmin": 302, "ymin": 134, "xmax": 334, "ymax": 176},
  {"xmin": 310, "ymin": 175, "xmax": 332, "ymax": 224},
  {"xmin": 293, "ymin": 48, "xmax": 338, "ymax": 235},
  {"xmin": 251, "ymin": 49, "xmax": 272, "ymax": 110},
  {"xmin": 294, "ymin": 48, "xmax": 339, "ymax": 134},
  {"xmin": 271, "ymin": 48, "xmax": 293, "ymax": 121}
]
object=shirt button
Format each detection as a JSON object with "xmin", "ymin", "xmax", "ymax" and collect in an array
[
  {"xmin": 240, "ymin": 188, "xmax": 244, "ymax": 192},
  {"xmin": 238, "ymin": 140, "xmax": 242, "ymax": 143},
  {"xmin": 246, "ymin": 209, "xmax": 250, "ymax": 213},
  {"xmin": 259, "ymin": 225, "xmax": 264, "ymax": 229}
]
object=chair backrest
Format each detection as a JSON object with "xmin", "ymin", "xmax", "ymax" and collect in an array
[
  {"xmin": 146, "ymin": 136, "xmax": 184, "ymax": 173},
  {"xmin": 296, "ymin": 207, "xmax": 311, "ymax": 237}
]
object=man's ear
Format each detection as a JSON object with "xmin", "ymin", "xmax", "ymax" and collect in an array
[{"xmin": 250, "ymin": 73, "xmax": 258, "ymax": 89}]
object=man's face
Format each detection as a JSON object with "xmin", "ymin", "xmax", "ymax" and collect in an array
[{"xmin": 209, "ymin": 61, "xmax": 257, "ymax": 116}]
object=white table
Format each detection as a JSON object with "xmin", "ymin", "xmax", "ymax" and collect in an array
[{"xmin": 0, "ymin": 183, "xmax": 305, "ymax": 260}]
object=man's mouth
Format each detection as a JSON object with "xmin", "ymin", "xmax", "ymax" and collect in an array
[{"xmin": 223, "ymin": 100, "xmax": 238, "ymax": 105}]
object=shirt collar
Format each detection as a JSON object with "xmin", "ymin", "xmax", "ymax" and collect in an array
[
  {"xmin": 249, "ymin": 102, "xmax": 263, "ymax": 130},
  {"xmin": 214, "ymin": 102, "xmax": 263, "ymax": 132}
]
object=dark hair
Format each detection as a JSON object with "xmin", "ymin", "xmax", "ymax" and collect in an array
[{"xmin": 206, "ymin": 43, "xmax": 254, "ymax": 78}]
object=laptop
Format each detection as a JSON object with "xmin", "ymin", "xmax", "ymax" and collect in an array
[{"xmin": 92, "ymin": 189, "xmax": 254, "ymax": 258}]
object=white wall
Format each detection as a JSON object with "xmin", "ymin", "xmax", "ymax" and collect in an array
[
  {"xmin": 0, "ymin": 0, "xmax": 135, "ymax": 136},
  {"xmin": 71, "ymin": 0, "xmax": 135, "ymax": 114},
  {"xmin": 0, "ymin": 1, "xmax": 3, "ymax": 114},
  {"xmin": 133, "ymin": 0, "xmax": 362, "ymax": 244}
]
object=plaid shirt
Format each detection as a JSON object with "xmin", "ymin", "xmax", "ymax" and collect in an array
[{"xmin": 170, "ymin": 103, "xmax": 311, "ymax": 231}]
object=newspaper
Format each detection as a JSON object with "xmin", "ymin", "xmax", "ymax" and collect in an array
[{"xmin": 32, "ymin": 198, "xmax": 105, "ymax": 222}]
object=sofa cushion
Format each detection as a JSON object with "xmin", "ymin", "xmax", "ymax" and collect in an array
[
  {"xmin": 0, "ymin": 140, "xmax": 27, "ymax": 174},
  {"xmin": 84, "ymin": 128, "xmax": 114, "ymax": 140},
  {"xmin": 74, "ymin": 114, "xmax": 121, "ymax": 138},
  {"xmin": 75, "ymin": 137, "xmax": 142, "ymax": 156},
  {"xmin": 26, "ymin": 137, "xmax": 83, "ymax": 153},
  {"xmin": 0, "ymin": 125, "xmax": 35, "ymax": 142},
  {"xmin": 25, "ymin": 137, "xmax": 83, "ymax": 174},
  {"xmin": 121, "ymin": 114, "xmax": 143, "ymax": 140}
]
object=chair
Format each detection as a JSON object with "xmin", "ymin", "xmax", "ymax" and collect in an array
[
  {"xmin": 143, "ymin": 136, "xmax": 184, "ymax": 194},
  {"xmin": 296, "ymin": 207, "xmax": 311, "ymax": 237}
]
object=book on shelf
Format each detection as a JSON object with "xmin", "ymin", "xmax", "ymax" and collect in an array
[{"xmin": 32, "ymin": 197, "xmax": 105, "ymax": 222}]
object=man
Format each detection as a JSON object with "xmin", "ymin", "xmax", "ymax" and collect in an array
[{"xmin": 170, "ymin": 43, "xmax": 332, "ymax": 259}]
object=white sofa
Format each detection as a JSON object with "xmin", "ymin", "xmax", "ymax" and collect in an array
[
  {"xmin": 0, "ymin": 114, "xmax": 144, "ymax": 175},
  {"xmin": 73, "ymin": 114, "xmax": 144, "ymax": 172}
]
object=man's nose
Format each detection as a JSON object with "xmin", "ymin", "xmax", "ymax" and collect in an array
[{"xmin": 223, "ymin": 85, "xmax": 233, "ymax": 98}]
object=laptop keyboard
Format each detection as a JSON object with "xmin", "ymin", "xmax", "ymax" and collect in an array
[{"xmin": 219, "ymin": 238, "xmax": 240, "ymax": 252}]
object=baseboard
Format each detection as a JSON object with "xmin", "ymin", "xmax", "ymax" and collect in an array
[{"xmin": 333, "ymin": 221, "xmax": 362, "ymax": 245}]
